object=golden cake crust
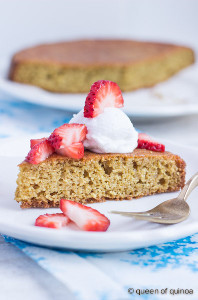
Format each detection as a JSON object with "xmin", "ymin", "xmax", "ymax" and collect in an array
[
  {"xmin": 19, "ymin": 149, "xmax": 185, "ymax": 164},
  {"xmin": 9, "ymin": 39, "xmax": 194, "ymax": 93},
  {"xmin": 16, "ymin": 149, "xmax": 186, "ymax": 209},
  {"xmin": 9, "ymin": 40, "xmax": 193, "ymax": 67}
]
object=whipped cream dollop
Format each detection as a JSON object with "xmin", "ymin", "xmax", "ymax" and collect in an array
[{"xmin": 69, "ymin": 107, "xmax": 138, "ymax": 153}]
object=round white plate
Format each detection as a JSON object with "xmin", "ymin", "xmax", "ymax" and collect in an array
[
  {"xmin": 1, "ymin": 58, "xmax": 198, "ymax": 119},
  {"xmin": 0, "ymin": 138, "xmax": 198, "ymax": 252}
]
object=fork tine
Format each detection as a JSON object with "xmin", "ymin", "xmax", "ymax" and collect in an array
[{"xmin": 110, "ymin": 210, "xmax": 188, "ymax": 224}]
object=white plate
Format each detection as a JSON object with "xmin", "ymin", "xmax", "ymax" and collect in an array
[
  {"xmin": 0, "ymin": 138, "xmax": 198, "ymax": 252},
  {"xmin": 1, "ymin": 57, "xmax": 198, "ymax": 119}
]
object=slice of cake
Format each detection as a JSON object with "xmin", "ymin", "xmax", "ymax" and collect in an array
[
  {"xmin": 9, "ymin": 39, "xmax": 194, "ymax": 93},
  {"xmin": 15, "ymin": 150, "xmax": 185, "ymax": 208},
  {"xmin": 15, "ymin": 80, "xmax": 186, "ymax": 208}
]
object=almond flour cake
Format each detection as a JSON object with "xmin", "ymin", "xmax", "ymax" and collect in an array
[
  {"xmin": 16, "ymin": 150, "xmax": 185, "ymax": 208},
  {"xmin": 15, "ymin": 80, "xmax": 186, "ymax": 208},
  {"xmin": 9, "ymin": 39, "xmax": 194, "ymax": 93}
]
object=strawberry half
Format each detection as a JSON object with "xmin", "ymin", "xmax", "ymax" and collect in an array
[
  {"xmin": 30, "ymin": 137, "xmax": 47, "ymax": 149},
  {"xmin": 60, "ymin": 199, "xmax": 110, "ymax": 232},
  {"xmin": 137, "ymin": 133, "xmax": 165, "ymax": 152},
  {"xmin": 56, "ymin": 142, "xmax": 84, "ymax": 159},
  {"xmin": 49, "ymin": 123, "xmax": 87, "ymax": 147},
  {"xmin": 35, "ymin": 213, "xmax": 70, "ymax": 229},
  {"xmin": 48, "ymin": 123, "xmax": 87, "ymax": 159},
  {"xmin": 84, "ymin": 80, "xmax": 124, "ymax": 118},
  {"xmin": 26, "ymin": 139, "xmax": 54, "ymax": 164}
]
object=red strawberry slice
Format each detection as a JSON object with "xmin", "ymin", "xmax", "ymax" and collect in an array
[
  {"xmin": 48, "ymin": 123, "xmax": 87, "ymax": 150},
  {"xmin": 56, "ymin": 142, "xmax": 84, "ymax": 159},
  {"xmin": 26, "ymin": 139, "xmax": 54, "ymax": 164},
  {"xmin": 35, "ymin": 213, "xmax": 70, "ymax": 229},
  {"xmin": 84, "ymin": 80, "xmax": 124, "ymax": 118},
  {"xmin": 138, "ymin": 133, "xmax": 165, "ymax": 152},
  {"xmin": 60, "ymin": 199, "xmax": 110, "ymax": 232},
  {"xmin": 30, "ymin": 138, "xmax": 47, "ymax": 149}
]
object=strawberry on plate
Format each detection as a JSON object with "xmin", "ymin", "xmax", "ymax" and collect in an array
[
  {"xmin": 84, "ymin": 80, "xmax": 124, "ymax": 118},
  {"xmin": 26, "ymin": 139, "xmax": 54, "ymax": 164},
  {"xmin": 35, "ymin": 213, "xmax": 70, "ymax": 229},
  {"xmin": 137, "ymin": 133, "xmax": 165, "ymax": 152},
  {"xmin": 60, "ymin": 199, "xmax": 110, "ymax": 232},
  {"xmin": 30, "ymin": 137, "xmax": 47, "ymax": 149},
  {"xmin": 48, "ymin": 123, "xmax": 87, "ymax": 159}
]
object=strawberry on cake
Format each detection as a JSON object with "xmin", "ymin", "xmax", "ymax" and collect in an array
[{"xmin": 15, "ymin": 80, "xmax": 186, "ymax": 209}]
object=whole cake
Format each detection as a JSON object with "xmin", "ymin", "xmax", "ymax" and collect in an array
[
  {"xmin": 15, "ymin": 80, "xmax": 186, "ymax": 208},
  {"xmin": 9, "ymin": 39, "xmax": 194, "ymax": 93}
]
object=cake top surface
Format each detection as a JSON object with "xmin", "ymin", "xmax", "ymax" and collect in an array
[
  {"xmin": 12, "ymin": 39, "xmax": 188, "ymax": 66},
  {"xmin": 19, "ymin": 149, "xmax": 181, "ymax": 167}
]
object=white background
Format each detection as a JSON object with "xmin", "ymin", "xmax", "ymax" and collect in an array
[{"xmin": 0, "ymin": 0, "xmax": 198, "ymax": 59}]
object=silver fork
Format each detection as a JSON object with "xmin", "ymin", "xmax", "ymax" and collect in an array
[{"xmin": 110, "ymin": 172, "xmax": 198, "ymax": 224}]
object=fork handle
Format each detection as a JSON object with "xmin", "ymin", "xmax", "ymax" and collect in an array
[
  {"xmin": 178, "ymin": 172, "xmax": 198, "ymax": 202},
  {"xmin": 110, "ymin": 211, "xmax": 150, "ymax": 217}
]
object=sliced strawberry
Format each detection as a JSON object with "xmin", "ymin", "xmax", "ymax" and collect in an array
[
  {"xmin": 48, "ymin": 123, "xmax": 87, "ymax": 150},
  {"xmin": 56, "ymin": 142, "xmax": 84, "ymax": 159},
  {"xmin": 137, "ymin": 133, "xmax": 165, "ymax": 152},
  {"xmin": 60, "ymin": 199, "xmax": 110, "ymax": 232},
  {"xmin": 30, "ymin": 138, "xmax": 47, "ymax": 149},
  {"xmin": 25, "ymin": 139, "xmax": 54, "ymax": 164},
  {"xmin": 35, "ymin": 213, "xmax": 70, "ymax": 229},
  {"xmin": 84, "ymin": 80, "xmax": 124, "ymax": 118}
]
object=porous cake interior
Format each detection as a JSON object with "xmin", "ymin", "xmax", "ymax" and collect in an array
[{"xmin": 15, "ymin": 150, "xmax": 185, "ymax": 208}]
